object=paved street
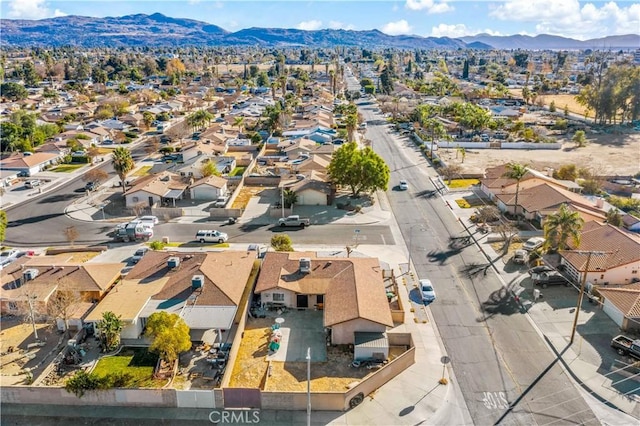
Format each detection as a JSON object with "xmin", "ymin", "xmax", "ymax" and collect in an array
[{"xmin": 356, "ymin": 93, "xmax": 601, "ymax": 424}]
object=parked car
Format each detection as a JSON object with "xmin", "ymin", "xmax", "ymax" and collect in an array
[
  {"xmin": 85, "ymin": 181, "xmax": 98, "ymax": 191},
  {"xmin": 528, "ymin": 265, "xmax": 554, "ymax": 275},
  {"xmin": 137, "ymin": 216, "xmax": 159, "ymax": 226},
  {"xmin": 399, "ymin": 180, "xmax": 408, "ymax": 191},
  {"xmin": 0, "ymin": 249, "xmax": 23, "ymax": 269},
  {"xmin": 522, "ymin": 237, "xmax": 545, "ymax": 251},
  {"xmin": 131, "ymin": 247, "xmax": 149, "ymax": 264},
  {"xmin": 532, "ymin": 272, "xmax": 569, "ymax": 288},
  {"xmin": 214, "ymin": 195, "xmax": 229, "ymax": 208},
  {"xmin": 611, "ymin": 335, "xmax": 640, "ymax": 359},
  {"xmin": 419, "ymin": 278, "xmax": 436, "ymax": 303},
  {"xmin": 512, "ymin": 250, "xmax": 528, "ymax": 265},
  {"xmin": 24, "ymin": 180, "xmax": 40, "ymax": 189},
  {"xmin": 278, "ymin": 215, "xmax": 310, "ymax": 228},
  {"xmin": 195, "ymin": 230, "xmax": 228, "ymax": 243}
]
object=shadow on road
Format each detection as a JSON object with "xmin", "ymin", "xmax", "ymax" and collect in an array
[
  {"xmin": 427, "ymin": 247, "xmax": 462, "ymax": 265},
  {"xmin": 480, "ymin": 286, "xmax": 521, "ymax": 319},
  {"xmin": 7, "ymin": 213, "xmax": 65, "ymax": 227},
  {"xmin": 37, "ymin": 193, "xmax": 83, "ymax": 204}
]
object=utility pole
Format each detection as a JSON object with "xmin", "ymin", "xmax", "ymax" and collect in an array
[
  {"xmin": 306, "ymin": 347, "xmax": 311, "ymax": 426},
  {"xmin": 27, "ymin": 295, "xmax": 38, "ymax": 340},
  {"xmin": 570, "ymin": 250, "xmax": 611, "ymax": 344}
]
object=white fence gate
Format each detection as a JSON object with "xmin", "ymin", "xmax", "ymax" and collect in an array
[{"xmin": 176, "ymin": 389, "xmax": 216, "ymax": 408}]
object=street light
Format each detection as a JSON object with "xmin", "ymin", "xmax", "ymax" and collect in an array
[
  {"xmin": 568, "ymin": 250, "xmax": 612, "ymax": 344},
  {"xmin": 408, "ymin": 224, "xmax": 426, "ymax": 274}
]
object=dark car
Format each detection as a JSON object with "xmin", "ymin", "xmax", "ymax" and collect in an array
[
  {"xmin": 85, "ymin": 181, "xmax": 97, "ymax": 191},
  {"xmin": 528, "ymin": 265, "xmax": 554, "ymax": 275},
  {"xmin": 532, "ymin": 272, "xmax": 570, "ymax": 288}
]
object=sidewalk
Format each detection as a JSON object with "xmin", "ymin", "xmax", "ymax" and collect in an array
[{"xmin": 440, "ymin": 190, "xmax": 639, "ymax": 420}]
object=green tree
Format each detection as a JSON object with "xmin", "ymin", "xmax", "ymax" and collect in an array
[
  {"xmin": 96, "ymin": 311, "xmax": 123, "ymax": 352},
  {"xmin": 271, "ymin": 234, "xmax": 294, "ymax": 252},
  {"xmin": 502, "ymin": 162, "xmax": 529, "ymax": 222},
  {"xmin": 553, "ymin": 164, "xmax": 577, "ymax": 181},
  {"xmin": 111, "ymin": 147, "xmax": 134, "ymax": 193},
  {"xmin": 0, "ymin": 210, "xmax": 7, "ymax": 245},
  {"xmin": 200, "ymin": 161, "xmax": 220, "ymax": 177},
  {"xmin": 543, "ymin": 203, "xmax": 584, "ymax": 251},
  {"xmin": 145, "ymin": 312, "xmax": 191, "ymax": 364},
  {"xmin": 572, "ymin": 130, "xmax": 587, "ymax": 147},
  {"xmin": 605, "ymin": 208, "xmax": 623, "ymax": 227},
  {"xmin": 549, "ymin": 100, "xmax": 556, "ymax": 112},
  {"xmin": 283, "ymin": 189, "xmax": 298, "ymax": 209},
  {"xmin": 0, "ymin": 82, "xmax": 28, "ymax": 101},
  {"xmin": 327, "ymin": 142, "xmax": 390, "ymax": 197},
  {"xmin": 343, "ymin": 112, "xmax": 358, "ymax": 142}
]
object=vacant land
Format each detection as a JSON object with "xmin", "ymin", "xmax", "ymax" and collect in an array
[
  {"xmin": 439, "ymin": 132, "xmax": 640, "ymax": 176},
  {"xmin": 232, "ymin": 185, "xmax": 272, "ymax": 210}
]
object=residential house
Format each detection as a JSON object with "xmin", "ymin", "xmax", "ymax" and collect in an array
[
  {"xmin": 282, "ymin": 170, "xmax": 333, "ymax": 206},
  {"xmin": 189, "ymin": 174, "xmax": 229, "ymax": 200},
  {"xmin": 124, "ymin": 171, "xmax": 190, "ymax": 208},
  {"xmin": 254, "ymin": 252, "xmax": 394, "ymax": 345},
  {"xmin": 0, "ymin": 152, "xmax": 62, "ymax": 176},
  {"xmin": 0, "ymin": 260, "xmax": 123, "ymax": 330},
  {"xmin": 178, "ymin": 155, "xmax": 235, "ymax": 179},
  {"xmin": 294, "ymin": 154, "xmax": 332, "ymax": 175},
  {"xmin": 280, "ymin": 137, "xmax": 319, "ymax": 159},
  {"xmin": 85, "ymin": 250, "xmax": 258, "ymax": 343},
  {"xmin": 560, "ymin": 221, "xmax": 640, "ymax": 286},
  {"xmin": 596, "ymin": 284, "xmax": 640, "ymax": 332}
]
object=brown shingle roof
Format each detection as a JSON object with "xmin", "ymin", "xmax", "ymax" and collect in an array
[
  {"xmin": 255, "ymin": 252, "xmax": 393, "ymax": 328},
  {"xmin": 127, "ymin": 250, "xmax": 256, "ymax": 307},
  {"xmin": 125, "ymin": 171, "xmax": 189, "ymax": 197},
  {"xmin": 561, "ymin": 221, "xmax": 640, "ymax": 272},
  {"xmin": 598, "ymin": 283, "xmax": 640, "ymax": 318}
]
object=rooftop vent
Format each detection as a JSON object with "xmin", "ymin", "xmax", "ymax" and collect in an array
[
  {"xmin": 192, "ymin": 275, "xmax": 204, "ymax": 290},
  {"xmin": 23, "ymin": 269, "xmax": 39, "ymax": 281},
  {"xmin": 167, "ymin": 257, "xmax": 180, "ymax": 269},
  {"xmin": 299, "ymin": 258, "xmax": 311, "ymax": 274}
]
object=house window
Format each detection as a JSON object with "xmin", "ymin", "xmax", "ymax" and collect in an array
[
  {"xmin": 273, "ymin": 293, "xmax": 284, "ymax": 302},
  {"xmin": 632, "ymin": 270, "xmax": 638, "ymax": 274},
  {"xmin": 600, "ymin": 274, "xmax": 604, "ymax": 279},
  {"xmin": 133, "ymin": 196, "xmax": 139, "ymax": 202},
  {"xmin": 8, "ymin": 302, "xmax": 17, "ymax": 311}
]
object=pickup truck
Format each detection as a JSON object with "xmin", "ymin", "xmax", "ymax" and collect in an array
[
  {"xmin": 278, "ymin": 215, "xmax": 310, "ymax": 228},
  {"xmin": 611, "ymin": 335, "xmax": 640, "ymax": 359}
]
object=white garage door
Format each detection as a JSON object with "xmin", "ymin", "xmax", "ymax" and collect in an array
[
  {"xmin": 603, "ymin": 299, "xmax": 624, "ymax": 327},
  {"xmin": 191, "ymin": 186, "xmax": 218, "ymax": 200}
]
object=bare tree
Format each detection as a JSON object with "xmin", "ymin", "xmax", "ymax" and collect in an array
[
  {"xmin": 440, "ymin": 164, "xmax": 462, "ymax": 185},
  {"xmin": 47, "ymin": 279, "xmax": 82, "ymax": 335},
  {"xmin": 132, "ymin": 201, "xmax": 147, "ymax": 217},
  {"xmin": 145, "ymin": 137, "xmax": 159, "ymax": 155},
  {"xmin": 64, "ymin": 226, "xmax": 79, "ymax": 247},
  {"xmin": 83, "ymin": 168, "xmax": 108, "ymax": 184}
]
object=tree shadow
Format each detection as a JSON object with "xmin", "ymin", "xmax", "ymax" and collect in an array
[
  {"xmin": 480, "ymin": 286, "xmax": 521, "ymax": 319},
  {"xmin": 37, "ymin": 193, "xmax": 83, "ymax": 204},
  {"xmin": 427, "ymin": 247, "xmax": 462, "ymax": 265}
]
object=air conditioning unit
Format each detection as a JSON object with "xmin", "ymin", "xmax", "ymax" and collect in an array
[
  {"xmin": 192, "ymin": 275, "xmax": 204, "ymax": 290},
  {"xmin": 299, "ymin": 258, "xmax": 311, "ymax": 274},
  {"xmin": 167, "ymin": 257, "xmax": 180, "ymax": 269},
  {"xmin": 23, "ymin": 269, "xmax": 39, "ymax": 281}
]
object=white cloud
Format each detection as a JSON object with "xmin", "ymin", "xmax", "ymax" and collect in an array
[
  {"xmin": 405, "ymin": 0, "xmax": 453, "ymax": 14},
  {"xmin": 7, "ymin": 0, "xmax": 66, "ymax": 19},
  {"xmin": 429, "ymin": 24, "xmax": 502, "ymax": 38},
  {"xmin": 297, "ymin": 20, "xmax": 323, "ymax": 31},
  {"xmin": 382, "ymin": 20, "xmax": 413, "ymax": 35},
  {"xmin": 490, "ymin": 0, "xmax": 640, "ymax": 39},
  {"xmin": 328, "ymin": 21, "xmax": 355, "ymax": 30}
]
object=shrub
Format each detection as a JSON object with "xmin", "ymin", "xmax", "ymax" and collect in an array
[
  {"xmin": 271, "ymin": 234, "xmax": 294, "ymax": 252},
  {"xmin": 354, "ymin": 204, "xmax": 362, "ymax": 213},
  {"xmin": 149, "ymin": 240, "xmax": 166, "ymax": 251}
]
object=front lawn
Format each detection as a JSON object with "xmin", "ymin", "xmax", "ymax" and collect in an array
[
  {"xmin": 50, "ymin": 164, "xmax": 85, "ymax": 173},
  {"xmin": 92, "ymin": 348, "xmax": 163, "ymax": 388},
  {"xmin": 229, "ymin": 167, "xmax": 246, "ymax": 177},
  {"xmin": 448, "ymin": 179, "xmax": 480, "ymax": 189},
  {"xmin": 132, "ymin": 166, "xmax": 152, "ymax": 177}
]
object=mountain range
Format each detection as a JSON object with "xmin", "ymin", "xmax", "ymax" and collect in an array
[{"xmin": 1, "ymin": 13, "xmax": 638, "ymax": 50}]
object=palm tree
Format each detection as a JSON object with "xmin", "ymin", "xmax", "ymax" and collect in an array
[
  {"xmin": 543, "ymin": 203, "xmax": 584, "ymax": 251},
  {"xmin": 96, "ymin": 311, "xmax": 123, "ymax": 352},
  {"xmin": 233, "ymin": 116, "xmax": 245, "ymax": 134},
  {"xmin": 344, "ymin": 113, "xmax": 358, "ymax": 142},
  {"xmin": 283, "ymin": 189, "xmax": 298, "ymax": 209},
  {"xmin": 502, "ymin": 162, "xmax": 529, "ymax": 222},
  {"xmin": 605, "ymin": 208, "xmax": 623, "ymax": 227},
  {"xmin": 111, "ymin": 147, "xmax": 134, "ymax": 193}
]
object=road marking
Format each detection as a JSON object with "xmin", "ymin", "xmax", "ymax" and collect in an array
[
  {"xmin": 380, "ymin": 234, "xmax": 386, "ymax": 245},
  {"xmin": 481, "ymin": 391, "xmax": 509, "ymax": 410}
]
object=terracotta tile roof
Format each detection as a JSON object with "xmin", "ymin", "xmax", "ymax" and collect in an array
[
  {"xmin": 255, "ymin": 252, "xmax": 393, "ymax": 328},
  {"xmin": 561, "ymin": 221, "xmax": 640, "ymax": 272},
  {"xmin": 597, "ymin": 283, "xmax": 640, "ymax": 318},
  {"xmin": 127, "ymin": 250, "xmax": 256, "ymax": 307}
]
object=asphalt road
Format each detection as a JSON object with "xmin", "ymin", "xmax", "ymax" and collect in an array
[{"xmin": 357, "ymin": 94, "xmax": 599, "ymax": 425}]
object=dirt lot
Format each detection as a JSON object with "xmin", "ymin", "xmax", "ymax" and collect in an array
[
  {"xmin": 229, "ymin": 317, "xmax": 406, "ymax": 391},
  {"xmin": 439, "ymin": 131, "xmax": 640, "ymax": 176},
  {"xmin": 232, "ymin": 185, "xmax": 272, "ymax": 210}
]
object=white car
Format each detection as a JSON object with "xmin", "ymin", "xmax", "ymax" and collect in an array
[
  {"xmin": 137, "ymin": 216, "xmax": 159, "ymax": 226},
  {"xmin": 399, "ymin": 180, "xmax": 408, "ymax": 191},
  {"xmin": 419, "ymin": 279, "xmax": 436, "ymax": 303},
  {"xmin": 0, "ymin": 249, "xmax": 22, "ymax": 269},
  {"xmin": 522, "ymin": 237, "xmax": 545, "ymax": 251}
]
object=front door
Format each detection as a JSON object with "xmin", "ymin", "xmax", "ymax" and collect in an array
[{"xmin": 296, "ymin": 294, "xmax": 308, "ymax": 308}]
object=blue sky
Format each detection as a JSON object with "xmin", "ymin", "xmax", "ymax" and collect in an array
[{"xmin": 2, "ymin": 0, "xmax": 639, "ymax": 40}]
